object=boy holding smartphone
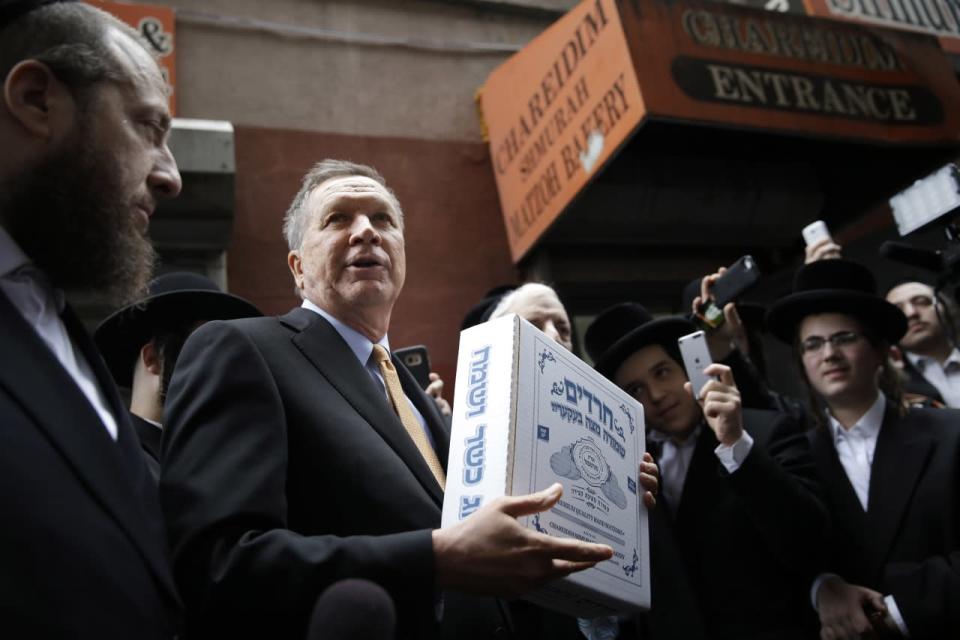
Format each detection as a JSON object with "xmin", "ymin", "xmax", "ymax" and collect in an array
[{"xmin": 585, "ymin": 303, "xmax": 827, "ymax": 640}]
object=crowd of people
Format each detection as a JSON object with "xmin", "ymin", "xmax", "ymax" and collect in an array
[{"xmin": 0, "ymin": 2, "xmax": 957, "ymax": 640}]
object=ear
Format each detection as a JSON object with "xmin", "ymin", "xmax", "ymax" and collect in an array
[
  {"xmin": 288, "ymin": 250, "xmax": 304, "ymax": 290},
  {"xmin": 2, "ymin": 59, "xmax": 75, "ymax": 138},
  {"xmin": 140, "ymin": 339, "xmax": 162, "ymax": 376}
]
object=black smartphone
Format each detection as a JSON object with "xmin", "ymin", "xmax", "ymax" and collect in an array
[
  {"xmin": 393, "ymin": 345, "xmax": 431, "ymax": 390},
  {"xmin": 711, "ymin": 255, "xmax": 761, "ymax": 307}
]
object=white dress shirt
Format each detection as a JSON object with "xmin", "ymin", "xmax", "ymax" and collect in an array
[
  {"xmin": 301, "ymin": 300, "xmax": 435, "ymax": 448},
  {"xmin": 0, "ymin": 227, "xmax": 118, "ymax": 440},
  {"xmin": 906, "ymin": 349, "xmax": 960, "ymax": 408},
  {"xmin": 810, "ymin": 393, "xmax": 909, "ymax": 635}
]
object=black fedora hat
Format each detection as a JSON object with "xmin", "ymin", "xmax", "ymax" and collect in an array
[
  {"xmin": 680, "ymin": 277, "xmax": 767, "ymax": 331},
  {"xmin": 765, "ymin": 260, "xmax": 906, "ymax": 344},
  {"xmin": 94, "ymin": 272, "xmax": 262, "ymax": 388},
  {"xmin": 460, "ymin": 284, "xmax": 518, "ymax": 331},
  {"xmin": 585, "ymin": 302, "xmax": 696, "ymax": 378}
]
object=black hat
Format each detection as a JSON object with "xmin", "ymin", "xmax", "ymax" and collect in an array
[
  {"xmin": 680, "ymin": 277, "xmax": 766, "ymax": 331},
  {"xmin": 765, "ymin": 260, "xmax": 906, "ymax": 344},
  {"xmin": 94, "ymin": 272, "xmax": 262, "ymax": 387},
  {"xmin": 460, "ymin": 284, "xmax": 518, "ymax": 331},
  {"xmin": 0, "ymin": 0, "xmax": 76, "ymax": 30},
  {"xmin": 585, "ymin": 302, "xmax": 696, "ymax": 378}
]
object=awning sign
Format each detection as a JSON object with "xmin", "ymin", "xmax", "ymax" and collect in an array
[
  {"xmin": 805, "ymin": 0, "xmax": 960, "ymax": 54},
  {"xmin": 480, "ymin": 0, "xmax": 645, "ymax": 262},
  {"xmin": 481, "ymin": 0, "xmax": 960, "ymax": 263}
]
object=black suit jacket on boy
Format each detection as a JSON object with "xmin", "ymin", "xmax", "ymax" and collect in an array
[
  {"xmin": 808, "ymin": 403, "xmax": 960, "ymax": 639},
  {"xmin": 643, "ymin": 409, "xmax": 827, "ymax": 640}
]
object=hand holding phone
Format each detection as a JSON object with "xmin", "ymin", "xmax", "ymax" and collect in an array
[
  {"xmin": 802, "ymin": 220, "xmax": 842, "ymax": 263},
  {"xmin": 678, "ymin": 331, "xmax": 715, "ymax": 399},
  {"xmin": 692, "ymin": 256, "xmax": 761, "ymax": 331},
  {"xmin": 802, "ymin": 220, "xmax": 831, "ymax": 247}
]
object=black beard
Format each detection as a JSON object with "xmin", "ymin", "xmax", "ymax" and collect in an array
[{"xmin": 1, "ymin": 127, "xmax": 157, "ymax": 308}]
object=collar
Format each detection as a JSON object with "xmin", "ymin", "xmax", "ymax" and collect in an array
[
  {"xmin": 827, "ymin": 392, "xmax": 885, "ymax": 444},
  {"xmin": 0, "ymin": 225, "xmax": 65, "ymax": 312},
  {"xmin": 649, "ymin": 424, "xmax": 702, "ymax": 449},
  {"xmin": 906, "ymin": 348, "xmax": 960, "ymax": 370},
  {"xmin": 301, "ymin": 299, "xmax": 389, "ymax": 367},
  {"xmin": 0, "ymin": 225, "xmax": 30, "ymax": 279}
]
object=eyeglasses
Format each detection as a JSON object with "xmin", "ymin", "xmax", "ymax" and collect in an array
[{"xmin": 799, "ymin": 331, "xmax": 862, "ymax": 355}]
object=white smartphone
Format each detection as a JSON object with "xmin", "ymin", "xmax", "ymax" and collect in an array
[
  {"xmin": 678, "ymin": 331, "xmax": 715, "ymax": 398},
  {"xmin": 802, "ymin": 220, "xmax": 832, "ymax": 247}
]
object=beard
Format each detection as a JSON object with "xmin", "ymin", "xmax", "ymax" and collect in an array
[{"xmin": 2, "ymin": 123, "xmax": 157, "ymax": 308}]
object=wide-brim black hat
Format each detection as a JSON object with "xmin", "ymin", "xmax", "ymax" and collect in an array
[
  {"xmin": 766, "ymin": 259, "xmax": 906, "ymax": 344},
  {"xmin": 680, "ymin": 277, "xmax": 767, "ymax": 331},
  {"xmin": 460, "ymin": 284, "xmax": 518, "ymax": 331},
  {"xmin": 95, "ymin": 272, "xmax": 262, "ymax": 387},
  {"xmin": 585, "ymin": 302, "xmax": 696, "ymax": 378}
]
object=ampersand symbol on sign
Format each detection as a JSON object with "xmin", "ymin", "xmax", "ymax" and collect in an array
[{"xmin": 139, "ymin": 17, "xmax": 173, "ymax": 55}]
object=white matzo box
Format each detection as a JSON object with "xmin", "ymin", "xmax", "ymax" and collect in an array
[{"xmin": 441, "ymin": 314, "xmax": 650, "ymax": 617}]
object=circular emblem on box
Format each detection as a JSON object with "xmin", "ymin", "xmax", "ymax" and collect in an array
[{"xmin": 571, "ymin": 437, "xmax": 610, "ymax": 488}]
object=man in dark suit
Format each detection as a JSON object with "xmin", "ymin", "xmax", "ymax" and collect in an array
[
  {"xmin": 584, "ymin": 303, "xmax": 827, "ymax": 640},
  {"xmin": 767, "ymin": 260, "xmax": 960, "ymax": 640},
  {"xmin": 885, "ymin": 279, "xmax": 958, "ymax": 407},
  {"xmin": 0, "ymin": 1, "xmax": 183, "ymax": 636},
  {"xmin": 160, "ymin": 159, "xmax": 614, "ymax": 639},
  {"xmin": 94, "ymin": 271, "xmax": 262, "ymax": 480}
]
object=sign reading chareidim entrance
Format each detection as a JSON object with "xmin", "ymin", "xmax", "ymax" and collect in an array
[
  {"xmin": 479, "ymin": 0, "xmax": 960, "ymax": 262},
  {"xmin": 442, "ymin": 315, "xmax": 650, "ymax": 617}
]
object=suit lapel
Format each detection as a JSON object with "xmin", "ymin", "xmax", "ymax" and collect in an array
[
  {"xmin": 809, "ymin": 427, "xmax": 868, "ymax": 529},
  {"xmin": 0, "ymin": 293, "xmax": 177, "ymax": 598},
  {"xmin": 866, "ymin": 407, "xmax": 934, "ymax": 564},
  {"xmin": 285, "ymin": 309, "xmax": 444, "ymax": 505},
  {"xmin": 674, "ymin": 427, "xmax": 722, "ymax": 529}
]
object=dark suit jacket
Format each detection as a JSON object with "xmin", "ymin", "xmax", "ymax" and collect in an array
[
  {"xmin": 899, "ymin": 357, "xmax": 946, "ymax": 406},
  {"xmin": 161, "ymin": 308, "xmax": 509, "ymax": 639},
  {"xmin": 642, "ymin": 409, "xmax": 827, "ymax": 640},
  {"xmin": 0, "ymin": 291, "xmax": 181, "ymax": 638},
  {"xmin": 809, "ymin": 404, "xmax": 960, "ymax": 639},
  {"xmin": 131, "ymin": 413, "xmax": 162, "ymax": 482}
]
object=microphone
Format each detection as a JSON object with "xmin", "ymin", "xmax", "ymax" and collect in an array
[
  {"xmin": 306, "ymin": 579, "xmax": 396, "ymax": 640},
  {"xmin": 879, "ymin": 241, "xmax": 944, "ymax": 273}
]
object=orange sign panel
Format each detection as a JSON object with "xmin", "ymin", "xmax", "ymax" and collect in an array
[
  {"xmin": 619, "ymin": 0, "xmax": 960, "ymax": 143},
  {"xmin": 85, "ymin": 0, "xmax": 176, "ymax": 113},
  {"xmin": 803, "ymin": 0, "xmax": 960, "ymax": 54},
  {"xmin": 480, "ymin": 0, "xmax": 646, "ymax": 262}
]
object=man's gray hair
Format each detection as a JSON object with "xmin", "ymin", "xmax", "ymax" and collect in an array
[
  {"xmin": 490, "ymin": 282, "xmax": 560, "ymax": 319},
  {"xmin": 0, "ymin": 3, "xmax": 150, "ymax": 102},
  {"xmin": 283, "ymin": 159, "xmax": 404, "ymax": 251}
]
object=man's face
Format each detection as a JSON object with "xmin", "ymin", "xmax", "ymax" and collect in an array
[
  {"xmin": 289, "ymin": 175, "xmax": 406, "ymax": 323},
  {"xmin": 5, "ymin": 28, "xmax": 181, "ymax": 305},
  {"xmin": 799, "ymin": 313, "xmax": 883, "ymax": 407},
  {"xmin": 885, "ymin": 282, "xmax": 944, "ymax": 353},
  {"xmin": 504, "ymin": 288, "xmax": 573, "ymax": 351},
  {"xmin": 614, "ymin": 343, "xmax": 701, "ymax": 440}
]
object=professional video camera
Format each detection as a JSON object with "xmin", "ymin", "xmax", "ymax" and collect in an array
[{"xmin": 880, "ymin": 163, "xmax": 960, "ymax": 305}]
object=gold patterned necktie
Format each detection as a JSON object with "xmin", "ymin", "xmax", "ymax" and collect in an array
[{"xmin": 371, "ymin": 344, "xmax": 446, "ymax": 489}]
